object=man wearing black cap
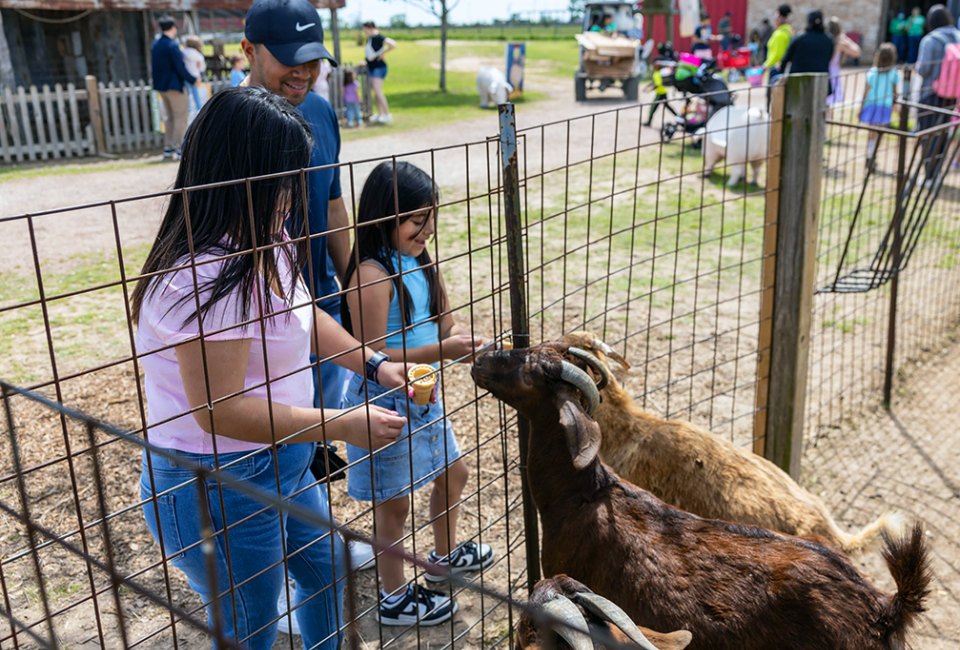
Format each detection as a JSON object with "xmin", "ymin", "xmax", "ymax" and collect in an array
[
  {"xmin": 240, "ymin": 0, "xmax": 371, "ymax": 646},
  {"xmin": 242, "ymin": 2, "xmax": 356, "ymax": 416},
  {"xmin": 151, "ymin": 15, "xmax": 197, "ymax": 160}
]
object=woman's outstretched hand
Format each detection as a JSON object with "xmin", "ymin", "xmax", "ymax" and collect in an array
[{"xmin": 342, "ymin": 404, "xmax": 406, "ymax": 449}]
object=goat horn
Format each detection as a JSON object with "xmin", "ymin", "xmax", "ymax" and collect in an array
[
  {"xmin": 589, "ymin": 337, "xmax": 631, "ymax": 370},
  {"xmin": 559, "ymin": 360, "xmax": 600, "ymax": 416},
  {"xmin": 567, "ymin": 347, "xmax": 612, "ymax": 390},
  {"xmin": 574, "ymin": 591, "xmax": 661, "ymax": 650},
  {"xmin": 540, "ymin": 595, "xmax": 593, "ymax": 650}
]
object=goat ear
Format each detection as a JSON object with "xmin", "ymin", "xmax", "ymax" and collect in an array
[{"xmin": 558, "ymin": 400, "xmax": 601, "ymax": 471}]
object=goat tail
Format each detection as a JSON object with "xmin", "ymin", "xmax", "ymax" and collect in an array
[
  {"xmin": 836, "ymin": 511, "xmax": 906, "ymax": 554},
  {"xmin": 879, "ymin": 524, "xmax": 932, "ymax": 643}
]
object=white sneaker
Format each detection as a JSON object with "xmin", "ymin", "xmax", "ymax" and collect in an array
[
  {"xmin": 276, "ymin": 584, "xmax": 300, "ymax": 636},
  {"xmin": 349, "ymin": 539, "xmax": 376, "ymax": 571},
  {"xmin": 379, "ymin": 113, "xmax": 393, "ymax": 124}
]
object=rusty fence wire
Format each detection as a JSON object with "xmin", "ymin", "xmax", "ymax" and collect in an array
[
  {"xmin": 512, "ymin": 79, "xmax": 777, "ymax": 452},
  {"xmin": 1, "ymin": 68, "xmax": 959, "ymax": 649},
  {"xmin": 0, "ymin": 134, "xmax": 529, "ymax": 648},
  {"xmin": 807, "ymin": 65, "xmax": 960, "ymax": 444}
]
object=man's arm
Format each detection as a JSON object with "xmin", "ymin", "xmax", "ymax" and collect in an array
[{"xmin": 327, "ymin": 197, "xmax": 351, "ymax": 282}]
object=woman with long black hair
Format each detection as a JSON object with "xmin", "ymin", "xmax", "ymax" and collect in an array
[{"xmin": 132, "ymin": 86, "xmax": 407, "ymax": 649}]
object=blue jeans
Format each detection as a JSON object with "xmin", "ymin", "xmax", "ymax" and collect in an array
[
  {"xmin": 345, "ymin": 102, "xmax": 361, "ymax": 126},
  {"xmin": 140, "ymin": 443, "xmax": 346, "ymax": 650},
  {"xmin": 908, "ymin": 35, "xmax": 922, "ymax": 64}
]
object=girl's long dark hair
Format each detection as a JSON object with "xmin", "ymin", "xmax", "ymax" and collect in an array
[
  {"xmin": 131, "ymin": 87, "xmax": 313, "ymax": 327},
  {"xmin": 342, "ymin": 161, "xmax": 440, "ymax": 335}
]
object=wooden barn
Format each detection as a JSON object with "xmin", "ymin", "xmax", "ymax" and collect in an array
[{"xmin": 0, "ymin": 1, "xmax": 248, "ymax": 90}]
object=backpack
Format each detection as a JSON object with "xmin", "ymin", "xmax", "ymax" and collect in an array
[{"xmin": 932, "ymin": 29, "xmax": 960, "ymax": 99}]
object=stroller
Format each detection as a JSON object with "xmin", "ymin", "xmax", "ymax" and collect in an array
[
  {"xmin": 657, "ymin": 50, "xmax": 734, "ymax": 145},
  {"xmin": 716, "ymin": 35, "xmax": 753, "ymax": 82}
]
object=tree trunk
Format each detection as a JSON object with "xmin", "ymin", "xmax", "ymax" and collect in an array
[{"xmin": 439, "ymin": 4, "xmax": 448, "ymax": 92}]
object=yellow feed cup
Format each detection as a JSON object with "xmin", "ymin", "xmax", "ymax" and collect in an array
[{"xmin": 408, "ymin": 364, "xmax": 436, "ymax": 405}]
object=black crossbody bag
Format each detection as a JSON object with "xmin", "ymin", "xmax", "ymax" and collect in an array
[{"xmin": 310, "ymin": 444, "xmax": 349, "ymax": 482}]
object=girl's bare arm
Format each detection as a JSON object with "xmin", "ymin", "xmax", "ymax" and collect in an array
[{"xmin": 176, "ymin": 337, "xmax": 405, "ymax": 447}]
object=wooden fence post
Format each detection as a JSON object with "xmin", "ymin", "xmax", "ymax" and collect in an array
[
  {"xmin": 753, "ymin": 73, "xmax": 828, "ymax": 478},
  {"xmin": 84, "ymin": 75, "xmax": 105, "ymax": 155}
]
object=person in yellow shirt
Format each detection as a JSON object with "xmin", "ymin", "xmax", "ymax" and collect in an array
[
  {"xmin": 644, "ymin": 62, "xmax": 679, "ymax": 126},
  {"xmin": 765, "ymin": 4, "xmax": 794, "ymax": 84}
]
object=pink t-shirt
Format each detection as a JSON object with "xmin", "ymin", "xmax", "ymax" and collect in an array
[{"xmin": 135, "ymin": 244, "xmax": 314, "ymax": 453}]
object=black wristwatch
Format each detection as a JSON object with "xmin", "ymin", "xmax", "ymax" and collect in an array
[{"xmin": 365, "ymin": 350, "xmax": 390, "ymax": 383}]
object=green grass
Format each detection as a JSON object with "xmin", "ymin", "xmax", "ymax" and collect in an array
[
  {"xmin": 363, "ymin": 23, "xmax": 581, "ymax": 42},
  {"xmin": 210, "ymin": 39, "xmax": 578, "ymax": 138},
  {"xmin": 0, "ymin": 245, "xmax": 151, "ymax": 385}
]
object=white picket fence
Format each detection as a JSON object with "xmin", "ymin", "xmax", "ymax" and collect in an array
[
  {"xmin": 97, "ymin": 79, "xmax": 163, "ymax": 154},
  {"xmin": 0, "ymin": 73, "xmax": 366, "ymax": 164},
  {"xmin": 0, "ymin": 83, "xmax": 94, "ymax": 163},
  {"xmin": 0, "ymin": 78, "xmax": 234, "ymax": 164}
]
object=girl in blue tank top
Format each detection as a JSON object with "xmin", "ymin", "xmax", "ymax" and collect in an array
[{"xmin": 341, "ymin": 161, "xmax": 494, "ymax": 626}]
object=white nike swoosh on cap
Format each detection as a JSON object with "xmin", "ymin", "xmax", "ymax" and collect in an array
[{"xmin": 295, "ymin": 22, "xmax": 315, "ymax": 32}]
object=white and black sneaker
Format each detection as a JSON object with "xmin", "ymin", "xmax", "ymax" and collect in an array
[
  {"xmin": 376, "ymin": 583, "xmax": 458, "ymax": 626},
  {"xmin": 424, "ymin": 540, "xmax": 494, "ymax": 583}
]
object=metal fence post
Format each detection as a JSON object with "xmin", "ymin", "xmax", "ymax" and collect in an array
[
  {"xmin": 498, "ymin": 102, "xmax": 540, "ymax": 593},
  {"xmin": 753, "ymin": 74, "xmax": 828, "ymax": 478},
  {"xmin": 883, "ymin": 68, "xmax": 912, "ymax": 407}
]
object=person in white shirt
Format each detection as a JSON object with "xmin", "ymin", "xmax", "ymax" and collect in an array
[{"xmin": 182, "ymin": 34, "xmax": 207, "ymax": 115}]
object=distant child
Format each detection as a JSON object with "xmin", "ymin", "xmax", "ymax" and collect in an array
[
  {"xmin": 860, "ymin": 43, "xmax": 901, "ymax": 167},
  {"xmin": 644, "ymin": 61, "xmax": 678, "ymax": 127},
  {"xmin": 229, "ymin": 53, "xmax": 246, "ymax": 87},
  {"xmin": 341, "ymin": 161, "xmax": 494, "ymax": 627},
  {"xmin": 181, "ymin": 35, "xmax": 206, "ymax": 114},
  {"xmin": 343, "ymin": 69, "xmax": 361, "ymax": 127}
]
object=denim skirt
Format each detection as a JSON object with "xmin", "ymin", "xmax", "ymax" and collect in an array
[
  {"xmin": 344, "ymin": 372, "xmax": 460, "ymax": 502},
  {"xmin": 859, "ymin": 104, "xmax": 892, "ymax": 126}
]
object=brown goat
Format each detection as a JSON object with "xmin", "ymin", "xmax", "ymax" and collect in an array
[
  {"xmin": 515, "ymin": 575, "xmax": 693, "ymax": 650},
  {"xmin": 473, "ymin": 346, "xmax": 931, "ymax": 650},
  {"xmin": 544, "ymin": 331, "xmax": 902, "ymax": 554}
]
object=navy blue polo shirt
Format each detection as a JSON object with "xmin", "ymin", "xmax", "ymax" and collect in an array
[{"xmin": 297, "ymin": 92, "xmax": 342, "ymax": 313}]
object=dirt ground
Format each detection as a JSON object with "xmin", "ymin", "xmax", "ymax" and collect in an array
[
  {"xmin": 2, "ymin": 67, "xmax": 959, "ymax": 649},
  {"xmin": 804, "ymin": 336, "xmax": 960, "ymax": 650}
]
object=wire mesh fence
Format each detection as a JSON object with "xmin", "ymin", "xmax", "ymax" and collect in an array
[
  {"xmin": 0, "ymin": 69, "xmax": 958, "ymax": 648},
  {"xmin": 512, "ymin": 80, "xmax": 776, "ymax": 452},
  {"xmin": 808, "ymin": 65, "xmax": 960, "ymax": 443}
]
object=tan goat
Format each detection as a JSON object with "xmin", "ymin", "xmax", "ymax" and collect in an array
[{"xmin": 549, "ymin": 332, "xmax": 903, "ymax": 554}]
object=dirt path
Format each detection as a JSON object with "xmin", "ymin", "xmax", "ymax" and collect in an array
[{"xmin": 0, "ymin": 72, "xmax": 642, "ymax": 276}]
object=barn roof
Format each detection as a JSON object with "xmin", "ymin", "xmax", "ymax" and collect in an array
[{"xmin": 0, "ymin": 1, "xmax": 248, "ymax": 9}]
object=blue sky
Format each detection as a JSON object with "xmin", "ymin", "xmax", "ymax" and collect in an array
[{"xmin": 339, "ymin": 0, "xmax": 572, "ymax": 26}]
